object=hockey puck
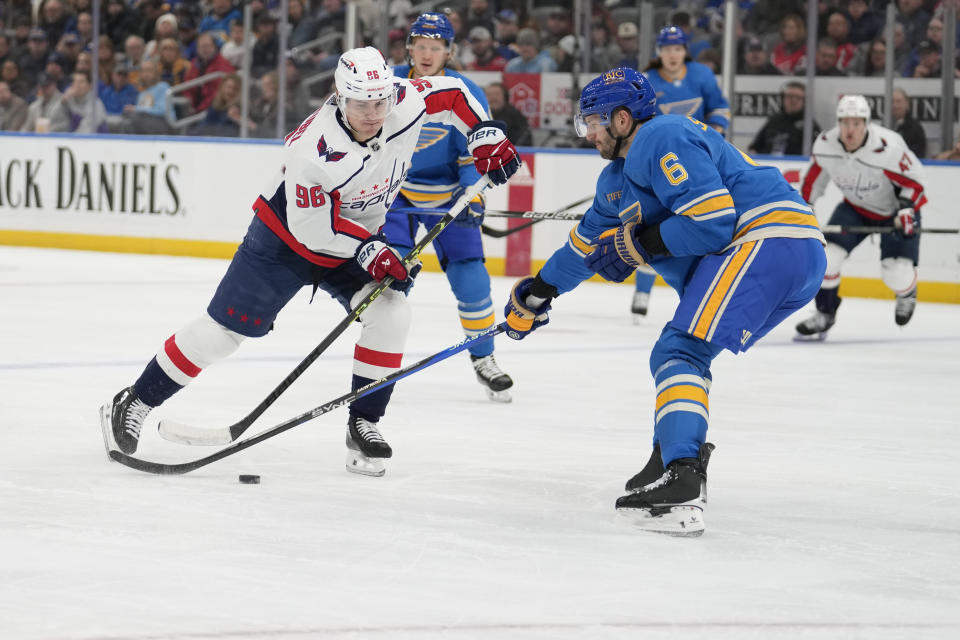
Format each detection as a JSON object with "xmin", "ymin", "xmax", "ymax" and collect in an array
[{"xmin": 238, "ymin": 474, "xmax": 261, "ymax": 484}]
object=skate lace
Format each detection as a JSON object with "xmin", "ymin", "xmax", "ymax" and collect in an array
[
  {"xmin": 124, "ymin": 398, "xmax": 151, "ymax": 438},
  {"xmin": 473, "ymin": 355, "xmax": 505, "ymax": 380},
  {"xmin": 354, "ymin": 419, "xmax": 385, "ymax": 444}
]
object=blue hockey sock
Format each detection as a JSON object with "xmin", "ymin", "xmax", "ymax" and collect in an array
[
  {"xmin": 134, "ymin": 357, "xmax": 183, "ymax": 407},
  {"xmin": 446, "ymin": 259, "xmax": 495, "ymax": 358},
  {"xmin": 349, "ymin": 374, "xmax": 396, "ymax": 422},
  {"xmin": 634, "ymin": 268, "xmax": 656, "ymax": 293}
]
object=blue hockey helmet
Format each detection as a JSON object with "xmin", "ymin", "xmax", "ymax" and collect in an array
[
  {"xmin": 656, "ymin": 25, "xmax": 688, "ymax": 48},
  {"xmin": 575, "ymin": 67, "xmax": 657, "ymax": 137},
  {"xmin": 408, "ymin": 12, "xmax": 455, "ymax": 47}
]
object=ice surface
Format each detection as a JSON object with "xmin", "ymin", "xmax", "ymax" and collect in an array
[{"xmin": 1, "ymin": 246, "xmax": 958, "ymax": 640}]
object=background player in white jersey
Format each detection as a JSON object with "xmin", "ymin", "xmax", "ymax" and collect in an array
[
  {"xmin": 101, "ymin": 47, "xmax": 520, "ymax": 477},
  {"xmin": 796, "ymin": 94, "xmax": 926, "ymax": 338},
  {"xmin": 383, "ymin": 13, "xmax": 514, "ymax": 402}
]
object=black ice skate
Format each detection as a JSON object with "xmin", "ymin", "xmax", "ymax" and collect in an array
[
  {"xmin": 345, "ymin": 416, "xmax": 392, "ymax": 477},
  {"xmin": 470, "ymin": 354, "xmax": 513, "ymax": 403},
  {"xmin": 794, "ymin": 310, "xmax": 837, "ymax": 341},
  {"xmin": 100, "ymin": 386, "xmax": 153, "ymax": 455},
  {"xmin": 631, "ymin": 291, "xmax": 649, "ymax": 325},
  {"xmin": 616, "ymin": 443, "xmax": 715, "ymax": 537},
  {"xmin": 895, "ymin": 289, "xmax": 917, "ymax": 326},
  {"xmin": 624, "ymin": 443, "xmax": 665, "ymax": 492}
]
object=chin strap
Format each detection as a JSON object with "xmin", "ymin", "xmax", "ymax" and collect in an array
[{"xmin": 608, "ymin": 119, "xmax": 639, "ymax": 158}]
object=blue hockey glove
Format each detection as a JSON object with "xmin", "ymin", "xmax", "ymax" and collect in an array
[
  {"xmin": 584, "ymin": 220, "xmax": 652, "ymax": 283},
  {"xmin": 504, "ymin": 276, "xmax": 552, "ymax": 340},
  {"xmin": 467, "ymin": 120, "xmax": 521, "ymax": 186},
  {"xmin": 453, "ymin": 191, "xmax": 485, "ymax": 228}
]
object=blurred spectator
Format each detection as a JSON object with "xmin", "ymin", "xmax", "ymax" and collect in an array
[
  {"xmin": 158, "ymin": 37, "xmax": 191, "ymax": 86},
  {"xmin": 104, "ymin": 0, "xmax": 144, "ymax": 49},
  {"xmin": 38, "ymin": 0, "xmax": 70, "ymax": 49},
  {"xmin": 123, "ymin": 35, "xmax": 147, "ymax": 88},
  {"xmin": 316, "ymin": 0, "xmax": 347, "ymax": 39},
  {"xmin": 504, "ymin": 28, "xmax": 557, "ymax": 73},
  {"xmin": 797, "ymin": 39, "xmax": 845, "ymax": 76},
  {"xmin": 903, "ymin": 17, "xmax": 948, "ymax": 77},
  {"xmin": 484, "ymin": 81, "xmax": 531, "ymax": 146},
  {"xmin": 891, "ymin": 87, "xmax": 926, "ymax": 158},
  {"xmin": 74, "ymin": 12, "xmax": 95, "ymax": 50},
  {"xmin": 748, "ymin": 81, "xmax": 819, "ymax": 156},
  {"xmin": 387, "ymin": 30, "xmax": 407, "ymax": 65},
  {"xmin": 825, "ymin": 11, "xmax": 857, "ymax": 71},
  {"xmin": 846, "ymin": 0, "xmax": 883, "ymax": 45},
  {"xmin": 5, "ymin": 0, "xmax": 34, "ymax": 29},
  {"xmin": 696, "ymin": 48, "xmax": 721, "ymax": 74},
  {"xmin": 493, "ymin": 10, "xmax": 520, "ymax": 54},
  {"xmin": 288, "ymin": 0, "xmax": 319, "ymax": 48},
  {"xmin": 145, "ymin": 14, "xmax": 179, "ymax": 60},
  {"xmin": 122, "ymin": 59, "xmax": 172, "ymax": 135},
  {"xmin": 55, "ymin": 32, "xmax": 82, "ymax": 72},
  {"xmin": 21, "ymin": 72, "xmax": 68, "ymax": 132},
  {"xmin": 897, "ymin": 0, "xmax": 931, "ymax": 49},
  {"xmin": 910, "ymin": 39, "xmax": 941, "ymax": 78},
  {"xmin": 466, "ymin": 26, "xmax": 508, "ymax": 71},
  {"xmin": 934, "ymin": 133, "xmax": 960, "ymax": 160},
  {"xmin": 588, "ymin": 21, "xmax": 620, "ymax": 72},
  {"xmin": 0, "ymin": 80, "xmax": 28, "ymax": 131},
  {"xmin": 199, "ymin": 0, "xmax": 242, "ymax": 43},
  {"xmin": 74, "ymin": 50, "xmax": 95, "ymax": 89},
  {"xmin": 739, "ymin": 35, "xmax": 782, "ymax": 74},
  {"xmin": 772, "ymin": 14, "xmax": 807, "ymax": 75},
  {"xmin": 387, "ymin": 0, "xmax": 413, "ymax": 29},
  {"xmin": 613, "ymin": 22, "xmax": 639, "ymax": 70},
  {"xmin": 554, "ymin": 34, "xmax": 582, "ymax": 73},
  {"xmin": 283, "ymin": 56, "xmax": 311, "ymax": 121},
  {"xmin": 9, "ymin": 16, "xmax": 34, "ymax": 62},
  {"xmin": 220, "ymin": 20, "xmax": 248, "ymax": 68},
  {"xmin": 61, "ymin": 70, "xmax": 108, "ymax": 133},
  {"xmin": 100, "ymin": 65, "xmax": 138, "ymax": 117},
  {"xmin": 43, "ymin": 52, "xmax": 70, "ymax": 90},
  {"xmin": 464, "ymin": 0, "xmax": 496, "ymax": 38},
  {"xmin": 97, "ymin": 35, "xmax": 117, "ymax": 87},
  {"xmin": 179, "ymin": 16, "xmax": 199, "ymax": 61},
  {"xmin": 183, "ymin": 33, "xmax": 236, "ymax": 113},
  {"xmin": 0, "ymin": 35, "xmax": 11, "ymax": 68},
  {"xmin": 249, "ymin": 70, "xmax": 300, "ymax": 137},
  {"xmin": 670, "ymin": 11, "xmax": 712, "ymax": 61},
  {"xmin": 542, "ymin": 9, "xmax": 573, "ymax": 49},
  {"xmin": 1, "ymin": 59, "xmax": 29, "ymax": 99},
  {"xmin": 19, "ymin": 28, "xmax": 51, "ymax": 88},
  {"xmin": 140, "ymin": 0, "xmax": 170, "ymax": 45},
  {"xmin": 252, "ymin": 13, "xmax": 280, "ymax": 77},
  {"xmin": 191, "ymin": 73, "xmax": 244, "ymax": 136}
]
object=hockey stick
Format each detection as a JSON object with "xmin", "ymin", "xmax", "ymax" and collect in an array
[
  {"xmin": 821, "ymin": 224, "xmax": 959, "ymax": 235},
  {"xmin": 389, "ymin": 194, "xmax": 592, "ymax": 221},
  {"xmin": 105, "ymin": 325, "xmax": 506, "ymax": 475},
  {"xmin": 480, "ymin": 219, "xmax": 542, "ymax": 239},
  {"xmin": 156, "ymin": 175, "xmax": 493, "ymax": 447}
]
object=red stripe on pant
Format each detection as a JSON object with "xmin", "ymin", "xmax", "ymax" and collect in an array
[
  {"xmin": 354, "ymin": 345, "xmax": 403, "ymax": 368},
  {"xmin": 164, "ymin": 335, "xmax": 202, "ymax": 378}
]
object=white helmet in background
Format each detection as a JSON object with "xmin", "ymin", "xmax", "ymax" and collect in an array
[
  {"xmin": 334, "ymin": 47, "xmax": 396, "ymax": 121},
  {"xmin": 836, "ymin": 94, "xmax": 871, "ymax": 121}
]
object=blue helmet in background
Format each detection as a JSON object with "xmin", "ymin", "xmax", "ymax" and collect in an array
[
  {"xmin": 408, "ymin": 12, "xmax": 455, "ymax": 47},
  {"xmin": 575, "ymin": 67, "xmax": 657, "ymax": 137},
  {"xmin": 656, "ymin": 25, "xmax": 687, "ymax": 48}
]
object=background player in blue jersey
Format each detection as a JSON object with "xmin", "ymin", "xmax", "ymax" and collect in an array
[
  {"xmin": 623, "ymin": 26, "xmax": 734, "ymax": 322},
  {"xmin": 383, "ymin": 12, "xmax": 514, "ymax": 402},
  {"xmin": 502, "ymin": 68, "xmax": 826, "ymax": 536}
]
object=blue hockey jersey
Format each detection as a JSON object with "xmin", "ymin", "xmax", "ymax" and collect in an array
[
  {"xmin": 393, "ymin": 65, "xmax": 490, "ymax": 207},
  {"xmin": 644, "ymin": 61, "xmax": 730, "ymax": 131}
]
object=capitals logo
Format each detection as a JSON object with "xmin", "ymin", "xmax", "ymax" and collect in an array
[
  {"xmin": 317, "ymin": 135, "xmax": 347, "ymax": 162},
  {"xmin": 602, "ymin": 69, "xmax": 626, "ymax": 84}
]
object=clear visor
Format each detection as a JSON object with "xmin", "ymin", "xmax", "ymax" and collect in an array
[
  {"xmin": 339, "ymin": 91, "xmax": 396, "ymax": 121},
  {"xmin": 574, "ymin": 111, "xmax": 611, "ymax": 137}
]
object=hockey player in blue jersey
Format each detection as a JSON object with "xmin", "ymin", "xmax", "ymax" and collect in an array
[
  {"xmin": 625, "ymin": 26, "xmax": 734, "ymax": 322},
  {"xmin": 383, "ymin": 12, "xmax": 514, "ymax": 402},
  {"xmin": 502, "ymin": 68, "xmax": 826, "ymax": 536}
]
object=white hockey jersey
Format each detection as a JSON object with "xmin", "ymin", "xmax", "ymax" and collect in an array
[
  {"xmin": 800, "ymin": 123, "xmax": 926, "ymax": 220},
  {"xmin": 253, "ymin": 75, "xmax": 489, "ymax": 267}
]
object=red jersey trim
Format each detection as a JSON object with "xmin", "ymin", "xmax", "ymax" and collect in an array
[{"xmin": 253, "ymin": 197, "xmax": 348, "ymax": 268}]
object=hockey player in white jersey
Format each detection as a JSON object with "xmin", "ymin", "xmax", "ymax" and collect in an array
[
  {"xmin": 100, "ymin": 47, "xmax": 520, "ymax": 477},
  {"xmin": 796, "ymin": 94, "xmax": 926, "ymax": 338}
]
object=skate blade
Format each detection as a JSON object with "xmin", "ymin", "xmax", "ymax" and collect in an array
[
  {"xmin": 484, "ymin": 387, "xmax": 513, "ymax": 403},
  {"xmin": 345, "ymin": 450, "xmax": 386, "ymax": 477},
  {"xmin": 99, "ymin": 404, "xmax": 118, "ymax": 461},
  {"xmin": 793, "ymin": 331, "xmax": 828, "ymax": 342},
  {"xmin": 616, "ymin": 505, "xmax": 705, "ymax": 537},
  {"xmin": 631, "ymin": 314, "xmax": 644, "ymax": 325}
]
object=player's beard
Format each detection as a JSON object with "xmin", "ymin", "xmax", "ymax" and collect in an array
[{"xmin": 595, "ymin": 132, "xmax": 617, "ymax": 160}]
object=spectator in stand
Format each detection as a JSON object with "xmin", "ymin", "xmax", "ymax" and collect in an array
[
  {"xmin": 910, "ymin": 39, "xmax": 942, "ymax": 78},
  {"xmin": 826, "ymin": 11, "xmax": 857, "ymax": 71},
  {"xmin": 542, "ymin": 8, "xmax": 574, "ymax": 49},
  {"xmin": 748, "ymin": 80, "xmax": 819, "ymax": 156},
  {"xmin": 2, "ymin": 59, "xmax": 29, "ymax": 99},
  {"xmin": 123, "ymin": 35, "xmax": 147, "ymax": 88},
  {"xmin": 199, "ymin": 0, "xmax": 241, "ymax": 43},
  {"xmin": 0, "ymin": 80, "xmax": 28, "ymax": 131},
  {"xmin": 19, "ymin": 28, "xmax": 51, "ymax": 89},
  {"xmin": 554, "ymin": 34, "xmax": 584, "ymax": 73},
  {"xmin": 252, "ymin": 13, "xmax": 280, "ymax": 78},
  {"xmin": 464, "ymin": 0, "xmax": 496, "ymax": 38},
  {"xmin": 283, "ymin": 55, "xmax": 311, "ymax": 122},
  {"xmin": 493, "ymin": 10, "xmax": 520, "ymax": 58},
  {"xmin": 104, "ymin": 0, "xmax": 143, "ymax": 49},
  {"xmin": 798, "ymin": 39, "xmax": 846, "ymax": 76},
  {"xmin": 670, "ymin": 11, "xmax": 711, "ymax": 62},
  {"xmin": 220, "ymin": 20, "xmax": 247, "ymax": 68},
  {"xmin": 140, "ymin": 0, "xmax": 169, "ymax": 45},
  {"xmin": 387, "ymin": 29, "xmax": 408, "ymax": 65},
  {"xmin": 74, "ymin": 12, "xmax": 95, "ymax": 50},
  {"xmin": 179, "ymin": 16, "xmax": 199, "ymax": 61},
  {"xmin": 191, "ymin": 73, "xmax": 244, "ymax": 136},
  {"xmin": 43, "ymin": 52, "xmax": 70, "ymax": 91},
  {"xmin": 122, "ymin": 59, "xmax": 172, "ymax": 134},
  {"xmin": 315, "ymin": 0, "xmax": 347, "ymax": 39},
  {"xmin": 61, "ymin": 70, "xmax": 108, "ymax": 133},
  {"xmin": 891, "ymin": 87, "xmax": 926, "ymax": 158},
  {"xmin": 249, "ymin": 70, "xmax": 299, "ymax": 137},
  {"xmin": 903, "ymin": 17, "xmax": 948, "ymax": 77},
  {"xmin": 6, "ymin": 0, "xmax": 34, "ymax": 31},
  {"xmin": 0, "ymin": 34, "xmax": 11, "ymax": 69},
  {"xmin": 852, "ymin": 36, "xmax": 889, "ymax": 76},
  {"xmin": 614, "ymin": 21, "xmax": 640, "ymax": 70},
  {"xmin": 288, "ymin": 0, "xmax": 319, "ymax": 48},
  {"xmin": 100, "ymin": 65, "xmax": 139, "ymax": 119},
  {"xmin": 739, "ymin": 35, "xmax": 782, "ymax": 74},
  {"xmin": 846, "ymin": 0, "xmax": 883, "ymax": 45},
  {"xmin": 145, "ymin": 13, "xmax": 178, "ymax": 60},
  {"xmin": 504, "ymin": 28, "xmax": 558, "ymax": 73},
  {"xmin": 772, "ymin": 14, "xmax": 807, "ymax": 75},
  {"xmin": 696, "ymin": 48, "xmax": 721, "ymax": 74},
  {"xmin": 21, "ymin": 72, "xmax": 68, "ymax": 132},
  {"xmin": 183, "ymin": 33, "xmax": 235, "ymax": 113},
  {"xmin": 466, "ymin": 26, "xmax": 508, "ymax": 71},
  {"xmin": 55, "ymin": 32, "xmax": 82, "ymax": 73},
  {"xmin": 38, "ymin": 0, "xmax": 70, "ymax": 50},
  {"xmin": 97, "ymin": 35, "xmax": 117, "ymax": 87},
  {"xmin": 588, "ymin": 21, "xmax": 619, "ymax": 72},
  {"xmin": 73, "ymin": 50, "xmax": 97, "ymax": 93},
  {"xmin": 157, "ymin": 37, "xmax": 190, "ymax": 87},
  {"xmin": 897, "ymin": 0, "xmax": 931, "ymax": 49}
]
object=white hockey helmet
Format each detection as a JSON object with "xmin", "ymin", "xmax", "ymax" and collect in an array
[
  {"xmin": 836, "ymin": 94, "xmax": 871, "ymax": 121},
  {"xmin": 334, "ymin": 47, "xmax": 396, "ymax": 118}
]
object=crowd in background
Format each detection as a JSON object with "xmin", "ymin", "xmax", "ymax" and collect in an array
[{"xmin": 0, "ymin": 0, "xmax": 958, "ymax": 157}]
